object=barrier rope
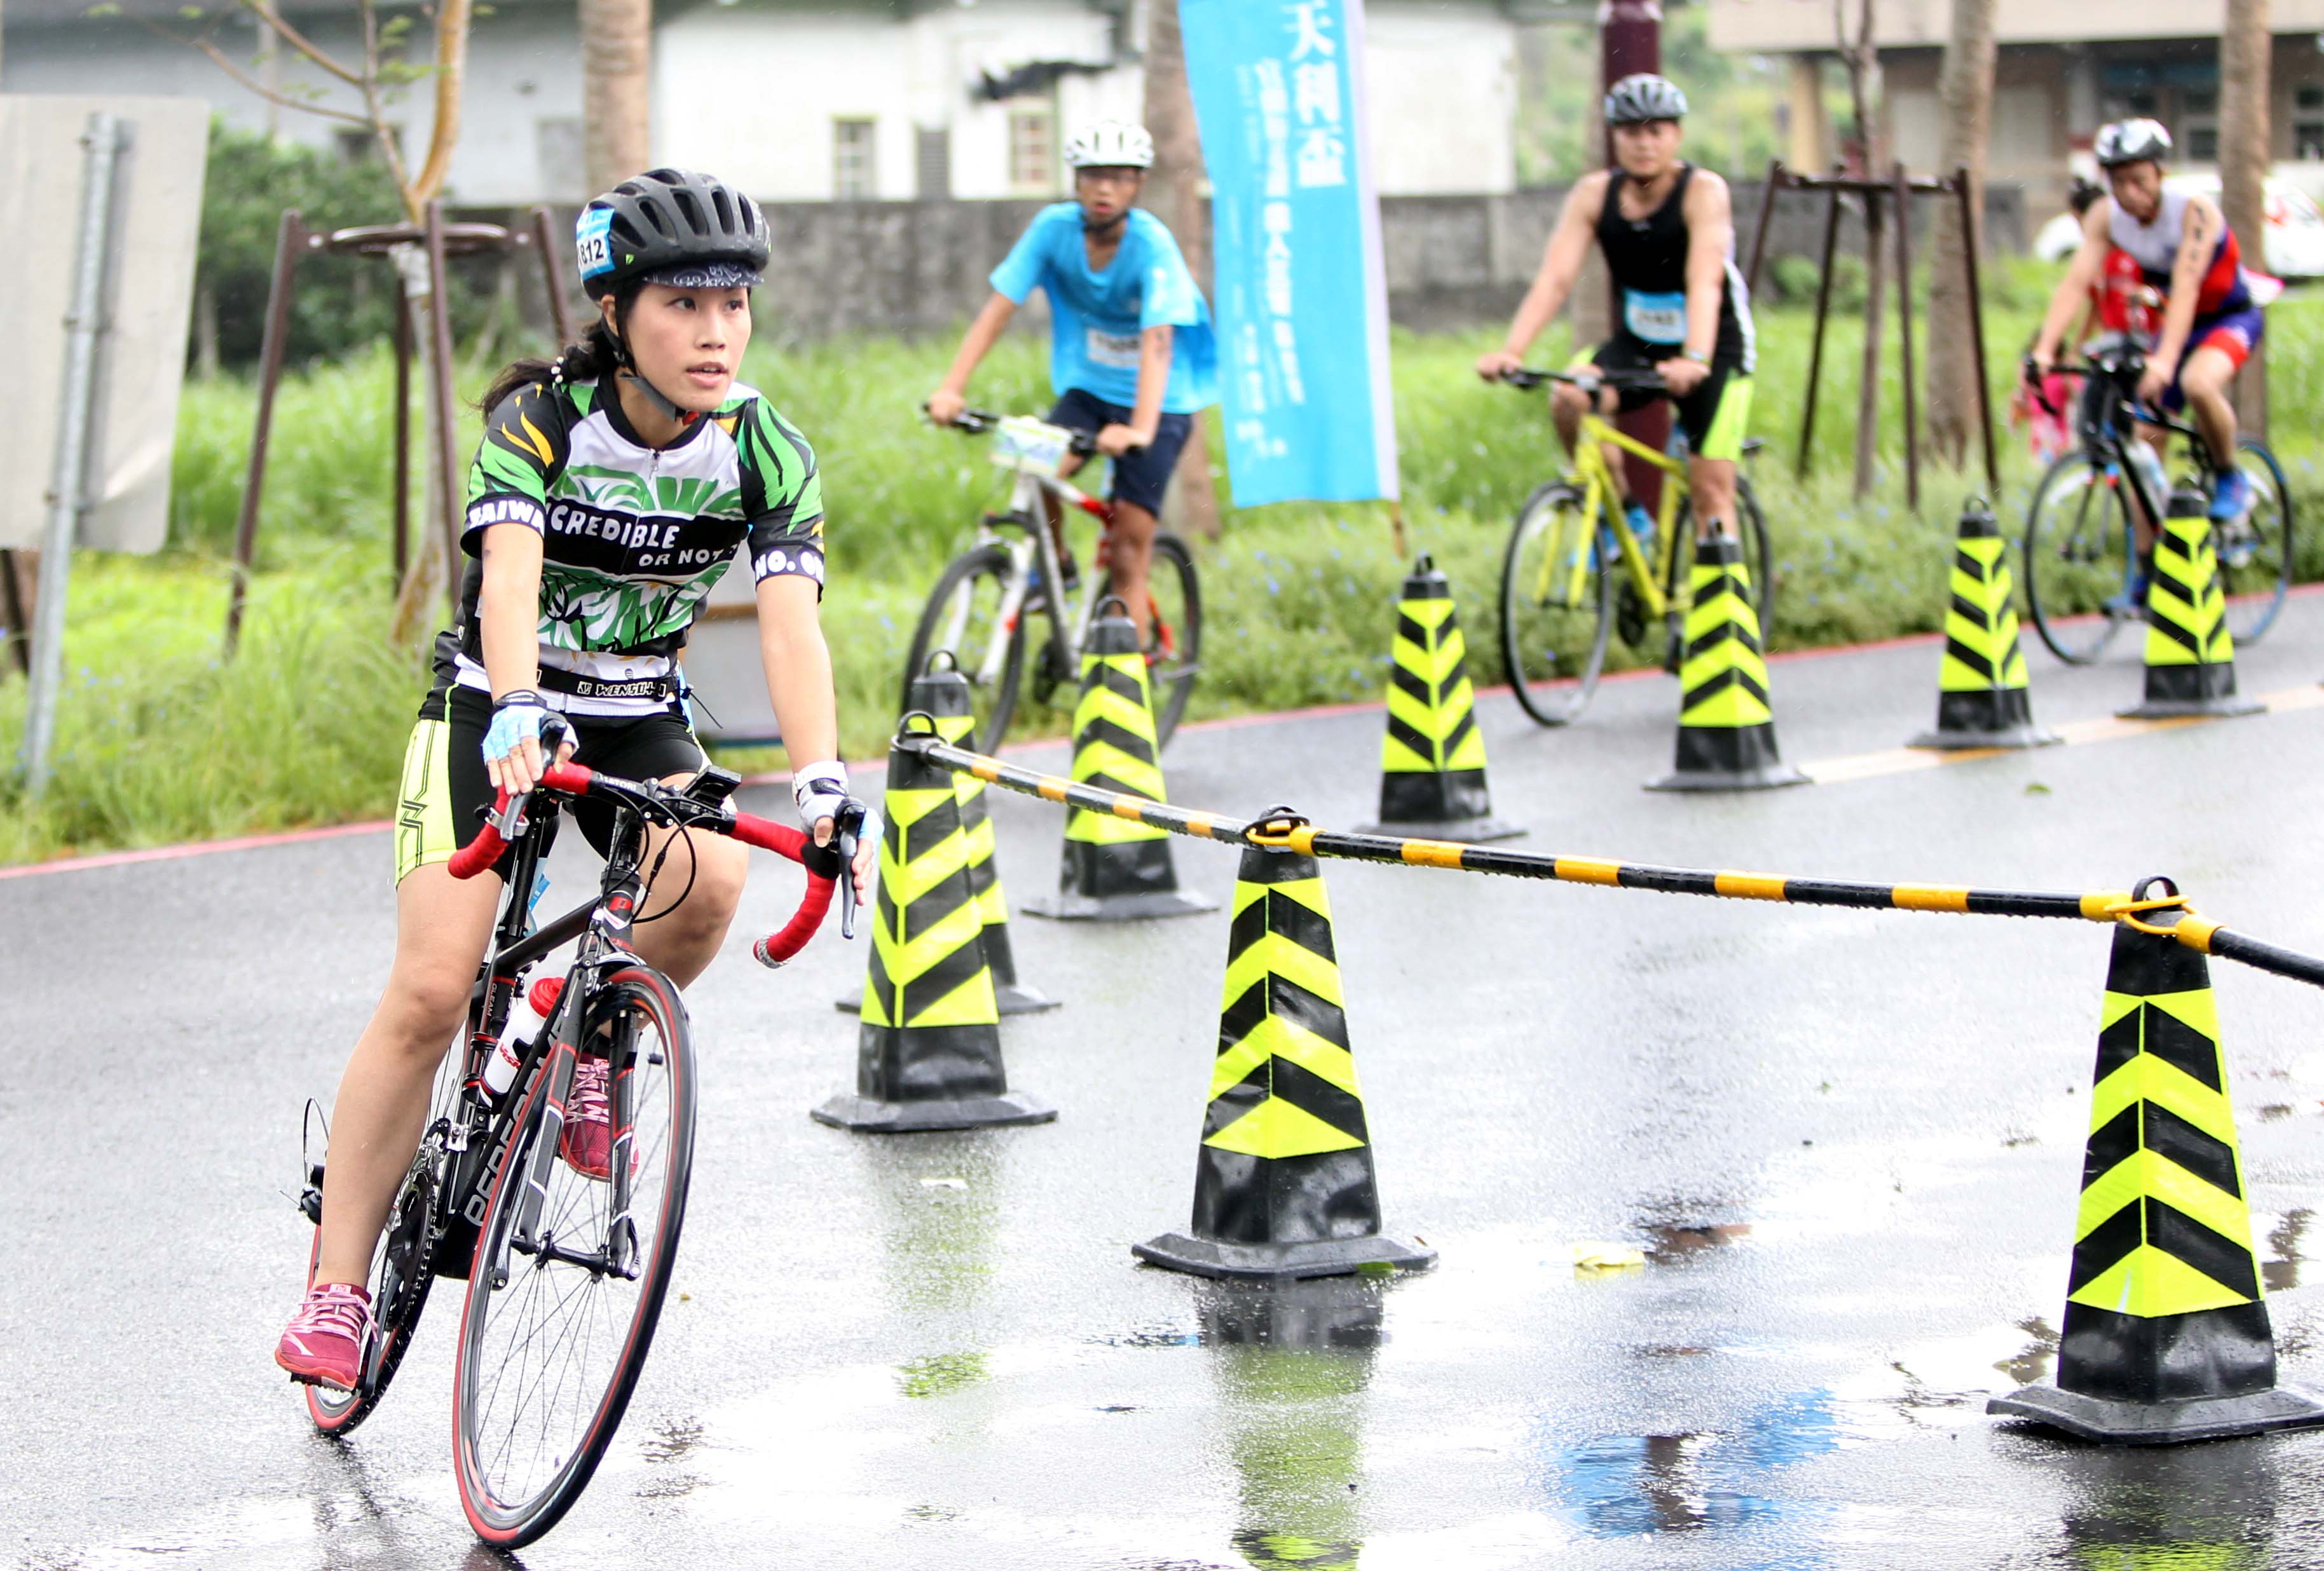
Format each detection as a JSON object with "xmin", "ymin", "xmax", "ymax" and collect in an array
[{"xmin": 897, "ymin": 725, "xmax": 2324, "ymax": 993}]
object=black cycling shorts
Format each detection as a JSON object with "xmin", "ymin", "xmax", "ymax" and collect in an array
[
  {"xmin": 1047, "ymin": 388, "xmax": 1194, "ymax": 517},
  {"xmin": 1578, "ymin": 336, "xmax": 1753, "ymax": 463},
  {"xmin": 393, "ymin": 685, "xmax": 708, "ymax": 884}
]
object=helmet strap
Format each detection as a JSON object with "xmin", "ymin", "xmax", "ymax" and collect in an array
[
  {"xmin": 605, "ymin": 318, "xmax": 699, "ymax": 430},
  {"xmin": 1079, "ymin": 203, "xmax": 1130, "ymax": 238}
]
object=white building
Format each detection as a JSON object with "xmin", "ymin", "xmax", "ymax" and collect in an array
[{"xmin": 1, "ymin": 0, "xmax": 1524, "ymax": 204}]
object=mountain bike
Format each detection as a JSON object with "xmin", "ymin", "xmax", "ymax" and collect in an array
[
  {"xmin": 1493, "ymin": 367, "xmax": 1773, "ymax": 726},
  {"xmin": 907, "ymin": 409, "xmax": 1201, "ymax": 752},
  {"xmin": 296, "ymin": 759, "xmax": 856, "ymax": 1548},
  {"xmin": 2021, "ymin": 339, "xmax": 2292, "ymax": 664}
]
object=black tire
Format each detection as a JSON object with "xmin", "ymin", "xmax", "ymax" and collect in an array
[
  {"xmin": 2219, "ymin": 437, "xmax": 2293, "ymax": 646},
  {"xmin": 2023, "ymin": 451, "xmax": 2135, "ymax": 665},
  {"xmin": 905, "ymin": 541, "xmax": 1026, "ymax": 754},
  {"xmin": 453, "ymin": 967, "xmax": 696, "ymax": 1549},
  {"xmin": 303, "ymin": 1051, "xmax": 460, "ymax": 1436},
  {"xmin": 1098, "ymin": 531, "xmax": 1202, "ymax": 747},
  {"xmin": 1501, "ymin": 481, "xmax": 1613, "ymax": 726}
]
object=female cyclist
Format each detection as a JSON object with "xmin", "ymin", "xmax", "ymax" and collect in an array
[{"xmin": 275, "ymin": 168, "xmax": 873, "ymax": 1389}]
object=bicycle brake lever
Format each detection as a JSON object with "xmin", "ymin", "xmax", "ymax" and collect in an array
[{"xmin": 837, "ymin": 827, "xmax": 859, "ymax": 941}]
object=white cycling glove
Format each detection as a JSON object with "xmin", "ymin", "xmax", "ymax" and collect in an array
[{"xmin": 793, "ymin": 759, "xmax": 851, "ymax": 829}]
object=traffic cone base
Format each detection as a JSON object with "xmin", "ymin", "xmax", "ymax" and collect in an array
[
  {"xmin": 2119, "ymin": 504, "xmax": 2262, "ymax": 721},
  {"xmin": 1023, "ymin": 838, "xmax": 1217, "ymax": 920},
  {"xmin": 1132, "ymin": 1232, "xmax": 1435, "ymax": 1282},
  {"xmin": 1648, "ymin": 533, "xmax": 1808, "ymax": 791},
  {"xmin": 813, "ymin": 1085, "xmax": 1056, "ymax": 1134},
  {"xmin": 1989, "ymin": 895, "xmax": 2324, "ymax": 1445},
  {"xmin": 1358, "ymin": 556, "xmax": 1523, "ymax": 841},
  {"xmin": 1910, "ymin": 501, "xmax": 2061, "ymax": 750},
  {"xmin": 1136, "ymin": 847, "xmax": 1430, "ymax": 1282}
]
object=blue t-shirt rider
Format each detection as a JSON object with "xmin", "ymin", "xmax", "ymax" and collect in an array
[{"xmin": 925, "ymin": 119, "xmax": 1217, "ymax": 636}]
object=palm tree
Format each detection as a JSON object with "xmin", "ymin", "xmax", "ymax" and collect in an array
[
  {"xmin": 2221, "ymin": 0, "xmax": 2271, "ymax": 435},
  {"xmin": 1142, "ymin": 0, "xmax": 1221, "ymax": 538},
  {"xmin": 1923, "ymin": 0, "xmax": 1997, "ymax": 468},
  {"xmin": 581, "ymin": 0, "xmax": 654, "ymax": 197}
]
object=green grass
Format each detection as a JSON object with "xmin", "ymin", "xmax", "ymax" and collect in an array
[{"xmin": 10, "ymin": 283, "xmax": 2324, "ymax": 864}]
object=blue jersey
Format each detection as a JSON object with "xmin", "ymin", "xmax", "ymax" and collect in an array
[{"xmin": 989, "ymin": 205, "xmax": 1219, "ymax": 414}]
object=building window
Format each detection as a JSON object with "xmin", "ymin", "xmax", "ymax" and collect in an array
[
  {"xmin": 833, "ymin": 118, "xmax": 875, "ymax": 200},
  {"xmin": 335, "ymin": 126, "xmax": 403, "ymax": 164},
  {"xmin": 2297, "ymin": 85, "xmax": 2324, "ymax": 160},
  {"xmin": 917, "ymin": 126, "xmax": 952, "ymax": 199},
  {"xmin": 1008, "ymin": 105, "xmax": 1057, "ymax": 194}
]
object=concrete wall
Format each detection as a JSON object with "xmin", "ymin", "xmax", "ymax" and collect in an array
[
  {"xmin": 491, "ymin": 179, "xmax": 2031, "ymax": 343},
  {"xmin": 1709, "ymin": 0, "xmax": 2324, "ymax": 52}
]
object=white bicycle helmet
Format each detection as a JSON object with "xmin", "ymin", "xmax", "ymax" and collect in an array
[
  {"xmin": 1066, "ymin": 119, "xmax": 1155, "ymax": 170},
  {"xmin": 1604, "ymin": 74, "xmax": 1689, "ymax": 126},
  {"xmin": 2095, "ymin": 118, "xmax": 2173, "ymax": 170}
]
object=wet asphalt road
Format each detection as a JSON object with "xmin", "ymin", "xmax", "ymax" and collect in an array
[{"xmin": 9, "ymin": 594, "xmax": 2324, "ymax": 1570}]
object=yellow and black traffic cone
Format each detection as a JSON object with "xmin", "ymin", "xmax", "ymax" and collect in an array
[
  {"xmin": 2119, "ymin": 487, "xmax": 2263, "ymax": 721},
  {"xmin": 1135, "ymin": 840, "xmax": 1435, "ymax": 1280},
  {"xmin": 1022, "ymin": 601, "xmax": 1215, "ymax": 922},
  {"xmin": 1908, "ymin": 497, "xmax": 2058, "ymax": 750},
  {"xmin": 1356, "ymin": 556, "xmax": 1521, "ymax": 841},
  {"xmin": 815, "ymin": 730, "xmax": 1056, "ymax": 1132},
  {"xmin": 1990, "ymin": 880, "xmax": 2324, "ymax": 1443},
  {"xmin": 839, "ymin": 658, "xmax": 1055, "ymax": 1016},
  {"xmin": 1647, "ymin": 529, "xmax": 1807, "ymax": 791}
]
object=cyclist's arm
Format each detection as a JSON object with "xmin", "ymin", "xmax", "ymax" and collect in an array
[
  {"xmin": 2151, "ymin": 193, "xmax": 2222, "ymax": 373},
  {"xmin": 1487, "ymin": 172, "xmax": 1606, "ymax": 369},
  {"xmin": 755, "ymin": 574, "xmax": 840, "ymax": 787},
  {"xmin": 929, "ymin": 292, "xmax": 1017, "ymax": 419},
  {"xmin": 1676, "ymin": 171, "xmax": 1733, "ymax": 366},
  {"xmin": 476, "ymin": 524, "xmax": 543, "ymax": 702},
  {"xmin": 1119, "ymin": 324, "xmax": 1173, "ymax": 446},
  {"xmin": 2033, "ymin": 203, "xmax": 2111, "ymax": 365}
]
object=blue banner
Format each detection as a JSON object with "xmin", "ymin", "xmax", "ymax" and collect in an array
[{"xmin": 1182, "ymin": 0, "xmax": 1400, "ymax": 507}]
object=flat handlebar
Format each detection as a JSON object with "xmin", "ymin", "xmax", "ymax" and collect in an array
[
  {"xmin": 447, "ymin": 761, "xmax": 844, "ymax": 967},
  {"xmin": 931, "ymin": 405, "xmax": 1100, "ymax": 456},
  {"xmin": 1498, "ymin": 367, "xmax": 1671, "ymax": 397}
]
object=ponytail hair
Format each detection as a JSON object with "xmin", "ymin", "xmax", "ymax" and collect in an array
[{"xmin": 476, "ymin": 282, "xmax": 640, "ymax": 414}]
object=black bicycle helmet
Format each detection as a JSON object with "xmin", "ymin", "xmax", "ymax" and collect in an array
[
  {"xmin": 1604, "ymin": 74, "xmax": 1688, "ymax": 126},
  {"xmin": 575, "ymin": 168, "xmax": 770, "ymax": 298},
  {"xmin": 2095, "ymin": 119, "xmax": 2172, "ymax": 170}
]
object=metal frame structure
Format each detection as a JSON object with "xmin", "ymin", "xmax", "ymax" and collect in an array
[
  {"xmin": 222, "ymin": 203, "xmax": 572, "ymax": 652},
  {"xmin": 1742, "ymin": 160, "xmax": 1999, "ymax": 505}
]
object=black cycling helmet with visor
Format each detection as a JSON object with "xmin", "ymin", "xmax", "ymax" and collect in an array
[
  {"xmin": 574, "ymin": 168, "xmax": 770, "ymax": 418},
  {"xmin": 1604, "ymin": 73, "xmax": 1688, "ymax": 127}
]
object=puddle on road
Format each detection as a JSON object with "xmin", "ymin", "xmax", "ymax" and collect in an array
[{"xmin": 2260, "ymin": 1207, "xmax": 2314, "ymax": 1293}]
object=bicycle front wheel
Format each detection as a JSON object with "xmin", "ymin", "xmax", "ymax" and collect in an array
[
  {"xmin": 1501, "ymin": 481, "xmax": 1612, "ymax": 726},
  {"xmin": 2023, "ymin": 452, "xmax": 2136, "ymax": 665},
  {"xmin": 2218, "ymin": 439, "xmax": 2293, "ymax": 646},
  {"xmin": 905, "ymin": 541, "xmax": 1026, "ymax": 753},
  {"xmin": 453, "ymin": 967, "xmax": 697, "ymax": 1549},
  {"xmin": 1101, "ymin": 531, "xmax": 1202, "ymax": 747}
]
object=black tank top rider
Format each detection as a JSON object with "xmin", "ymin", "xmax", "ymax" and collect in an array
[{"xmin": 1596, "ymin": 163, "xmax": 1753, "ymax": 369}]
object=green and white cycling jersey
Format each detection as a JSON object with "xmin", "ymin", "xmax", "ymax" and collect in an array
[{"xmin": 435, "ymin": 375, "xmax": 824, "ymax": 717}]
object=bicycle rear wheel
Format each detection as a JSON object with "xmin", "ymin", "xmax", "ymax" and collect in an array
[
  {"xmin": 905, "ymin": 541, "xmax": 1025, "ymax": 753},
  {"xmin": 2023, "ymin": 452, "xmax": 2136, "ymax": 665},
  {"xmin": 303, "ymin": 1044, "xmax": 460, "ymax": 1435},
  {"xmin": 1100, "ymin": 531, "xmax": 1201, "ymax": 747},
  {"xmin": 1501, "ymin": 481, "xmax": 1612, "ymax": 726},
  {"xmin": 2218, "ymin": 438, "xmax": 2293, "ymax": 646},
  {"xmin": 453, "ymin": 967, "xmax": 696, "ymax": 1549}
]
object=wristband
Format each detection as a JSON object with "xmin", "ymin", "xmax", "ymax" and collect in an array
[
  {"xmin": 1681, "ymin": 349, "xmax": 1711, "ymax": 366},
  {"xmin": 793, "ymin": 759, "xmax": 850, "ymax": 827}
]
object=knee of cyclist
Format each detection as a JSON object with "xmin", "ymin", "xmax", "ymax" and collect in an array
[
  {"xmin": 385, "ymin": 971, "xmax": 474, "ymax": 1051},
  {"xmin": 657, "ymin": 845, "xmax": 747, "ymax": 934}
]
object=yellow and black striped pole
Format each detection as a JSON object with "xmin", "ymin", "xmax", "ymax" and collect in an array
[
  {"xmin": 1648, "ymin": 530, "xmax": 1807, "ymax": 792},
  {"xmin": 1909, "ymin": 498, "xmax": 2058, "ymax": 751},
  {"xmin": 1135, "ymin": 840, "xmax": 1434, "ymax": 1279},
  {"xmin": 1356, "ymin": 556, "xmax": 1520, "ymax": 841},
  {"xmin": 1991, "ymin": 878, "xmax": 2324, "ymax": 1443},
  {"xmin": 1023, "ymin": 602, "xmax": 1215, "ymax": 922},
  {"xmin": 2120, "ymin": 487, "xmax": 2263, "ymax": 721},
  {"xmin": 840, "ymin": 660, "xmax": 1055, "ymax": 1016},
  {"xmin": 816, "ymin": 731, "xmax": 1056, "ymax": 1132}
]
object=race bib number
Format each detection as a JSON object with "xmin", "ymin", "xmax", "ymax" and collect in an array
[
  {"xmin": 1086, "ymin": 327, "xmax": 1142, "ymax": 370},
  {"xmin": 992, "ymin": 416, "xmax": 1075, "ymax": 479},
  {"xmin": 1623, "ymin": 289, "xmax": 1688, "ymax": 346},
  {"xmin": 575, "ymin": 208, "xmax": 613, "ymax": 280}
]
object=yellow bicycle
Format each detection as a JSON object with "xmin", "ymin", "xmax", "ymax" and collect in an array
[{"xmin": 1494, "ymin": 367, "xmax": 1772, "ymax": 725}]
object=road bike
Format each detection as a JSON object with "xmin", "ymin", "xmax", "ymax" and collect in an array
[
  {"xmin": 1493, "ymin": 368, "xmax": 1773, "ymax": 726},
  {"xmin": 295, "ymin": 759, "xmax": 855, "ymax": 1548},
  {"xmin": 2021, "ymin": 339, "xmax": 2293, "ymax": 664},
  {"xmin": 907, "ymin": 409, "xmax": 1201, "ymax": 752}
]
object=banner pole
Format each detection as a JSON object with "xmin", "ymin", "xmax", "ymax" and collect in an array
[{"xmin": 21, "ymin": 112, "xmax": 127, "ymax": 795}]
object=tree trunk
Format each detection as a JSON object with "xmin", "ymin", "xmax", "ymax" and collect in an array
[
  {"xmin": 390, "ymin": 248, "xmax": 453, "ymax": 642},
  {"xmin": 2222, "ymin": 0, "xmax": 2271, "ymax": 437},
  {"xmin": 1922, "ymin": 0, "xmax": 1996, "ymax": 468},
  {"xmin": 1842, "ymin": 0, "xmax": 1885, "ymax": 497},
  {"xmin": 1142, "ymin": 0, "xmax": 1221, "ymax": 539},
  {"xmin": 193, "ymin": 279, "xmax": 222, "ymax": 381},
  {"xmin": 581, "ymin": 0, "xmax": 655, "ymax": 198}
]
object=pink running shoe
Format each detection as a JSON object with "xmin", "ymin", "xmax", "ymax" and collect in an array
[
  {"xmin": 275, "ymin": 1282, "xmax": 374, "ymax": 1391},
  {"xmin": 559, "ymin": 1055, "xmax": 613, "ymax": 1181}
]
